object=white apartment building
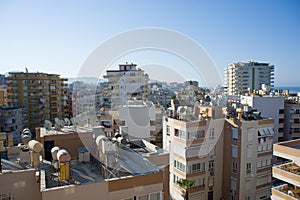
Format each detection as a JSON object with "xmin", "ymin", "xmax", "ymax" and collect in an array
[
  {"xmin": 103, "ymin": 63, "xmax": 149, "ymax": 109},
  {"xmin": 241, "ymin": 94, "xmax": 285, "ymax": 143},
  {"xmin": 225, "ymin": 61, "xmax": 274, "ymax": 95},
  {"xmin": 119, "ymin": 100, "xmax": 156, "ymax": 141}
]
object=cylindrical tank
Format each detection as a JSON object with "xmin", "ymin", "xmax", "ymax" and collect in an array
[
  {"xmin": 57, "ymin": 149, "xmax": 71, "ymax": 163},
  {"xmin": 28, "ymin": 140, "xmax": 43, "ymax": 153},
  {"xmin": 96, "ymin": 135, "xmax": 107, "ymax": 146},
  {"xmin": 51, "ymin": 146, "xmax": 60, "ymax": 160}
]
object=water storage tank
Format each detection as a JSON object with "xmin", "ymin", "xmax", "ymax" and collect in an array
[
  {"xmin": 28, "ymin": 140, "xmax": 43, "ymax": 153},
  {"xmin": 51, "ymin": 146, "xmax": 60, "ymax": 160},
  {"xmin": 57, "ymin": 149, "xmax": 71, "ymax": 163},
  {"xmin": 96, "ymin": 135, "xmax": 107, "ymax": 146}
]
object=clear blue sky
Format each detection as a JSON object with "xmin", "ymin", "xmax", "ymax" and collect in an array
[{"xmin": 0, "ymin": 0, "xmax": 299, "ymax": 86}]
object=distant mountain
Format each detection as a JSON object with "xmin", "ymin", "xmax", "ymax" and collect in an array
[{"xmin": 67, "ymin": 77, "xmax": 106, "ymax": 84}]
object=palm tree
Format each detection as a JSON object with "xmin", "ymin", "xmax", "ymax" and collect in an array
[{"xmin": 176, "ymin": 179, "xmax": 195, "ymax": 200}]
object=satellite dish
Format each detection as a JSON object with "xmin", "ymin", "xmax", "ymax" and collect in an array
[
  {"xmin": 71, "ymin": 118, "xmax": 76, "ymax": 126},
  {"xmin": 54, "ymin": 118, "xmax": 64, "ymax": 130},
  {"xmin": 44, "ymin": 120, "xmax": 52, "ymax": 131},
  {"xmin": 64, "ymin": 118, "xmax": 71, "ymax": 126},
  {"xmin": 178, "ymin": 106, "xmax": 185, "ymax": 113}
]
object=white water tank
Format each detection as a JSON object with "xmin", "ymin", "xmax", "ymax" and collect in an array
[
  {"xmin": 57, "ymin": 149, "xmax": 71, "ymax": 163},
  {"xmin": 28, "ymin": 140, "xmax": 43, "ymax": 153},
  {"xmin": 51, "ymin": 146, "xmax": 60, "ymax": 160}
]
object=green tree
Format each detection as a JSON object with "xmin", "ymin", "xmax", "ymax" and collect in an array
[{"xmin": 176, "ymin": 179, "xmax": 195, "ymax": 200}]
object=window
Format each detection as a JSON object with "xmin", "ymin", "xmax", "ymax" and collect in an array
[
  {"xmin": 232, "ymin": 162, "xmax": 238, "ymax": 173},
  {"xmin": 0, "ymin": 193, "xmax": 13, "ymax": 200},
  {"xmin": 232, "ymin": 128, "xmax": 238, "ymax": 141},
  {"xmin": 174, "ymin": 160, "xmax": 186, "ymax": 173},
  {"xmin": 294, "ymin": 118, "xmax": 300, "ymax": 124},
  {"xmin": 138, "ymin": 194, "xmax": 148, "ymax": 200},
  {"xmin": 208, "ymin": 191, "xmax": 214, "ymax": 200},
  {"xmin": 149, "ymin": 192, "xmax": 160, "ymax": 200},
  {"xmin": 246, "ymin": 163, "xmax": 251, "ymax": 174},
  {"xmin": 279, "ymin": 109, "xmax": 284, "ymax": 114},
  {"xmin": 174, "ymin": 129, "xmax": 179, "ymax": 137},
  {"xmin": 209, "ymin": 129, "xmax": 215, "ymax": 140},
  {"xmin": 232, "ymin": 145, "xmax": 238, "ymax": 158},
  {"xmin": 166, "ymin": 125, "xmax": 170, "ymax": 136},
  {"xmin": 209, "ymin": 160, "xmax": 214, "ymax": 174}
]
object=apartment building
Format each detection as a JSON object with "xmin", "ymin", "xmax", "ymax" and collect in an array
[
  {"xmin": 225, "ymin": 61, "xmax": 274, "ymax": 95},
  {"xmin": 103, "ymin": 63, "xmax": 149, "ymax": 109},
  {"xmin": 163, "ymin": 97, "xmax": 274, "ymax": 200},
  {"xmin": 223, "ymin": 116, "xmax": 274, "ymax": 200},
  {"xmin": 163, "ymin": 101, "xmax": 224, "ymax": 200},
  {"xmin": 272, "ymin": 139, "xmax": 300, "ymax": 199},
  {"xmin": 240, "ymin": 94, "xmax": 285, "ymax": 143},
  {"xmin": 6, "ymin": 72, "xmax": 68, "ymax": 133}
]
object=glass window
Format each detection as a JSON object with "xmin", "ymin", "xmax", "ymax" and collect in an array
[
  {"xmin": 246, "ymin": 163, "xmax": 251, "ymax": 174},
  {"xmin": 209, "ymin": 128, "xmax": 214, "ymax": 140},
  {"xmin": 232, "ymin": 128, "xmax": 238, "ymax": 141},
  {"xmin": 232, "ymin": 145, "xmax": 238, "ymax": 158}
]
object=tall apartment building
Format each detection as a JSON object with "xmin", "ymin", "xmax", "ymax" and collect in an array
[
  {"xmin": 225, "ymin": 61, "xmax": 274, "ymax": 95},
  {"xmin": 163, "ymin": 98, "xmax": 274, "ymax": 200},
  {"xmin": 223, "ymin": 117, "xmax": 274, "ymax": 200},
  {"xmin": 103, "ymin": 63, "xmax": 149, "ymax": 109},
  {"xmin": 6, "ymin": 72, "xmax": 68, "ymax": 133},
  {"xmin": 272, "ymin": 139, "xmax": 300, "ymax": 199},
  {"xmin": 163, "ymin": 101, "xmax": 224, "ymax": 200}
]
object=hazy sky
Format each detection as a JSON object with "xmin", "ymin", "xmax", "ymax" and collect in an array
[{"xmin": 0, "ymin": 0, "xmax": 299, "ymax": 86}]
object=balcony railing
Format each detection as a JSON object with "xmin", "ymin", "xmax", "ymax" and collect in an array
[{"xmin": 272, "ymin": 184, "xmax": 300, "ymax": 200}]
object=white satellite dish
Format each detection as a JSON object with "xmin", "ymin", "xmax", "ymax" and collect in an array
[
  {"xmin": 44, "ymin": 120, "xmax": 52, "ymax": 131},
  {"xmin": 178, "ymin": 106, "xmax": 185, "ymax": 113},
  {"xmin": 54, "ymin": 118, "xmax": 64, "ymax": 130},
  {"xmin": 64, "ymin": 118, "xmax": 71, "ymax": 126}
]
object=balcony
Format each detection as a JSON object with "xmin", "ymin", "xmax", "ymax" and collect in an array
[
  {"xmin": 173, "ymin": 182, "xmax": 205, "ymax": 195},
  {"xmin": 272, "ymin": 184, "xmax": 300, "ymax": 200},
  {"xmin": 273, "ymin": 162, "xmax": 300, "ymax": 187},
  {"xmin": 273, "ymin": 140, "xmax": 300, "ymax": 163}
]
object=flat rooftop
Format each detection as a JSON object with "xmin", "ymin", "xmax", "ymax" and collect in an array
[
  {"xmin": 39, "ymin": 126, "xmax": 95, "ymax": 138},
  {"xmin": 1, "ymin": 141, "xmax": 162, "ymax": 189}
]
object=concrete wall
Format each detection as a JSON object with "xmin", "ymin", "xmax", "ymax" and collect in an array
[
  {"xmin": 41, "ymin": 172, "xmax": 163, "ymax": 200},
  {"xmin": 0, "ymin": 169, "xmax": 41, "ymax": 200},
  {"xmin": 42, "ymin": 181, "xmax": 108, "ymax": 200}
]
